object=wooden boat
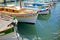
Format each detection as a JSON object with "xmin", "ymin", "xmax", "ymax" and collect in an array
[
  {"xmin": 0, "ymin": 6, "xmax": 38, "ymax": 23},
  {"xmin": 0, "ymin": 15, "xmax": 15, "ymax": 38}
]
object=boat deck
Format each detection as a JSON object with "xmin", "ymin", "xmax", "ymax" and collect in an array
[{"xmin": 0, "ymin": 17, "xmax": 13, "ymax": 32}]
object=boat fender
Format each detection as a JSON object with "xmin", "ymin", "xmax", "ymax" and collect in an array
[{"xmin": 13, "ymin": 16, "xmax": 18, "ymax": 26}]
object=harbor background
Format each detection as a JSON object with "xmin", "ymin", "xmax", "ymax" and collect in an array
[{"xmin": 0, "ymin": 0, "xmax": 60, "ymax": 40}]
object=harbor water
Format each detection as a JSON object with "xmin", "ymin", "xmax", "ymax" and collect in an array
[{"xmin": 17, "ymin": 2, "xmax": 60, "ymax": 40}]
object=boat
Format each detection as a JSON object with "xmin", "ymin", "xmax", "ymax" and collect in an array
[
  {"xmin": 6, "ymin": 0, "xmax": 15, "ymax": 2},
  {"xmin": 0, "ymin": 6, "xmax": 38, "ymax": 23},
  {"xmin": 23, "ymin": 2, "xmax": 50, "ymax": 14},
  {"xmin": 23, "ymin": 1, "xmax": 52, "ymax": 7},
  {"xmin": 0, "ymin": 14, "xmax": 15, "ymax": 38},
  {"xmin": 37, "ymin": 6, "xmax": 50, "ymax": 14}
]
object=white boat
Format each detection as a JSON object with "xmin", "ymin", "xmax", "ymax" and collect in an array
[
  {"xmin": 23, "ymin": 5, "xmax": 50, "ymax": 14},
  {"xmin": 17, "ymin": 13, "xmax": 38, "ymax": 23},
  {"xmin": 0, "ymin": 6, "xmax": 38, "ymax": 23},
  {"xmin": 6, "ymin": 0, "xmax": 15, "ymax": 2},
  {"xmin": 23, "ymin": 1, "xmax": 51, "ymax": 14},
  {"xmin": 23, "ymin": 1, "xmax": 52, "ymax": 7},
  {"xmin": 37, "ymin": 7, "xmax": 50, "ymax": 14}
]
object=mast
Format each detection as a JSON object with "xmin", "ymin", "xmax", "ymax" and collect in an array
[{"xmin": 20, "ymin": 0, "xmax": 22, "ymax": 8}]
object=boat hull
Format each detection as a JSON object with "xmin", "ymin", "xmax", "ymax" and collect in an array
[
  {"xmin": 38, "ymin": 10, "xmax": 49, "ymax": 14},
  {"xmin": 17, "ymin": 14, "xmax": 38, "ymax": 23}
]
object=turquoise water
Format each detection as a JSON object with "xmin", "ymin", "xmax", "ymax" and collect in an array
[{"xmin": 17, "ymin": 2, "xmax": 60, "ymax": 40}]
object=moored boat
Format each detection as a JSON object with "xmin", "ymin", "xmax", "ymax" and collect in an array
[
  {"xmin": 0, "ymin": 15, "xmax": 15, "ymax": 38},
  {"xmin": 0, "ymin": 6, "xmax": 38, "ymax": 23},
  {"xmin": 23, "ymin": 1, "xmax": 51, "ymax": 14}
]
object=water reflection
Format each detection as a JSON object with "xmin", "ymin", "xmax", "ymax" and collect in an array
[
  {"xmin": 17, "ymin": 22, "xmax": 41, "ymax": 40},
  {"xmin": 38, "ymin": 14, "xmax": 51, "ymax": 21},
  {"xmin": 53, "ymin": 17, "xmax": 60, "ymax": 40}
]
